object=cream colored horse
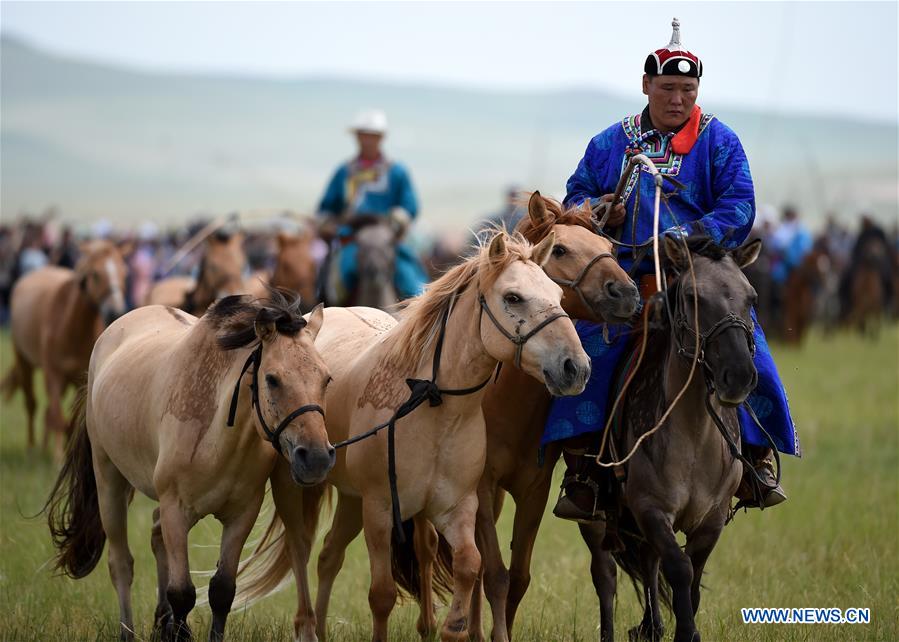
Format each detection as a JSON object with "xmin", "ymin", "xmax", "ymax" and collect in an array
[
  {"xmin": 46, "ymin": 291, "xmax": 334, "ymax": 642},
  {"xmin": 3, "ymin": 240, "xmax": 128, "ymax": 456},
  {"xmin": 234, "ymin": 230, "xmax": 590, "ymax": 642}
]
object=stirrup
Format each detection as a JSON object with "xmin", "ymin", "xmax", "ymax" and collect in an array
[{"xmin": 552, "ymin": 474, "xmax": 604, "ymax": 523}]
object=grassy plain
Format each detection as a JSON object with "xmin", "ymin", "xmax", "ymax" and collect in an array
[{"xmin": 1, "ymin": 326, "xmax": 896, "ymax": 641}]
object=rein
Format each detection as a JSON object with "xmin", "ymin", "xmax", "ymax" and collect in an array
[
  {"xmin": 477, "ymin": 294, "xmax": 569, "ymax": 369},
  {"xmin": 226, "ymin": 343, "xmax": 325, "ymax": 455},
  {"xmin": 547, "ymin": 252, "xmax": 616, "ymax": 319}
]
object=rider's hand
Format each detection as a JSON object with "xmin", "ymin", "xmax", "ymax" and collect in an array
[
  {"xmin": 317, "ymin": 216, "xmax": 339, "ymax": 242},
  {"xmin": 389, "ymin": 208, "xmax": 412, "ymax": 239},
  {"xmin": 596, "ymin": 194, "xmax": 627, "ymax": 228}
]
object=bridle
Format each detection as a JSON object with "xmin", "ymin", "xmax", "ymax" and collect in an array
[
  {"xmin": 546, "ymin": 251, "xmax": 619, "ymax": 319},
  {"xmin": 477, "ymin": 294, "xmax": 570, "ymax": 369},
  {"xmin": 226, "ymin": 340, "xmax": 325, "ymax": 455}
]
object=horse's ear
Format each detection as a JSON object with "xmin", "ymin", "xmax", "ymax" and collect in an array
[
  {"xmin": 488, "ymin": 232, "xmax": 507, "ymax": 260},
  {"xmin": 663, "ymin": 234, "xmax": 688, "ymax": 271},
  {"xmin": 527, "ymin": 191, "xmax": 549, "ymax": 227},
  {"xmin": 730, "ymin": 238, "xmax": 762, "ymax": 269},
  {"xmin": 254, "ymin": 318, "xmax": 277, "ymax": 343},
  {"xmin": 531, "ymin": 230, "xmax": 556, "ymax": 267},
  {"xmin": 305, "ymin": 303, "xmax": 324, "ymax": 341}
]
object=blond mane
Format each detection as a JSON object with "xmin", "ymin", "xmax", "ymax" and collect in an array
[{"xmin": 384, "ymin": 230, "xmax": 536, "ymax": 370}]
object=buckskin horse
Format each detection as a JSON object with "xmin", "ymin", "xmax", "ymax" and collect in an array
[
  {"xmin": 3, "ymin": 240, "xmax": 128, "ymax": 457},
  {"xmin": 45, "ymin": 290, "xmax": 334, "ymax": 642},
  {"xmin": 147, "ymin": 230, "xmax": 247, "ymax": 314},
  {"xmin": 233, "ymin": 230, "xmax": 591, "ymax": 642},
  {"xmin": 579, "ymin": 235, "xmax": 763, "ymax": 642}
]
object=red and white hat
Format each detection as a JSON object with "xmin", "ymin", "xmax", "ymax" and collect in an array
[{"xmin": 644, "ymin": 18, "xmax": 703, "ymax": 78}]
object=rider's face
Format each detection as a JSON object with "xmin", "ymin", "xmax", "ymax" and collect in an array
[
  {"xmin": 355, "ymin": 132, "xmax": 384, "ymax": 160},
  {"xmin": 642, "ymin": 74, "xmax": 699, "ymax": 132}
]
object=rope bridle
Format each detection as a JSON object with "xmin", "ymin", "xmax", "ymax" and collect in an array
[
  {"xmin": 226, "ymin": 339, "xmax": 326, "ymax": 456},
  {"xmin": 477, "ymin": 294, "xmax": 570, "ymax": 369}
]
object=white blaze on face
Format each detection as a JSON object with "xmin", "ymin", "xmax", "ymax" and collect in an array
[{"xmin": 104, "ymin": 257, "xmax": 126, "ymax": 315}]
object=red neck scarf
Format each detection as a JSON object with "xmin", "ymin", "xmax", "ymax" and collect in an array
[{"xmin": 671, "ymin": 105, "xmax": 702, "ymax": 155}]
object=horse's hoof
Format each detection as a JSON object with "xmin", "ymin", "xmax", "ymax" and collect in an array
[
  {"xmin": 673, "ymin": 632, "xmax": 700, "ymax": 642},
  {"xmin": 628, "ymin": 624, "xmax": 664, "ymax": 642}
]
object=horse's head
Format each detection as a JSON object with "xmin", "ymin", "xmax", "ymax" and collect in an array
[
  {"xmin": 355, "ymin": 219, "xmax": 397, "ymax": 309},
  {"xmin": 479, "ymin": 231, "xmax": 591, "ymax": 396},
  {"xmin": 272, "ymin": 231, "xmax": 316, "ymax": 294},
  {"xmin": 519, "ymin": 192, "xmax": 640, "ymax": 323},
  {"xmin": 76, "ymin": 240, "xmax": 129, "ymax": 325},
  {"xmin": 664, "ymin": 235, "xmax": 762, "ymax": 406},
  {"xmin": 214, "ymin": 291, "xmax": 334, "ymax": 485},
  {"xmin": 196, "ymin": 231, "xmax": 247, "ymax": 306}
]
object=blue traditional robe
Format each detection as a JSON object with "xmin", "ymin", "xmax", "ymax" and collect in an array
[
  {"xmin": 544, "ymin": 107, "xmax": 800, "ymax": 457},
  {"xmin": 318, "ymin": 157, "xmax": 428, "ymax": 299}
]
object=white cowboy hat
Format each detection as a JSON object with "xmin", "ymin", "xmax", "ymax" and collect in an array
[{"xmin": 349, "ymin": 109, "xmax": 388, "ymax": 135}]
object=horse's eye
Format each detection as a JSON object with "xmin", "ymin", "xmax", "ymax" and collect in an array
[
  {"xmin": 503, "ymin": 293, "xmax": 522, "ymax": 305},
  {"xmin": 552, "ymin": 245, "xmax": 567, "ymax": 257},
  {"xmin": 265, "ymin": 374, "xmax": 280, "ymax": 389}
]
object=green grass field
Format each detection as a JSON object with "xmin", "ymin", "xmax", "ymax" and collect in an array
[{"xmin": 1, "ymin": 326, "xmax": 897, "ymax": 641}]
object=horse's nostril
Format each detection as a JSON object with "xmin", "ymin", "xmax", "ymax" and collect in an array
[
  {"xmin": 563, "ymin": 358, "xmax": 577, "ymax": 378},
  {"xmin": 605, "ymin": 281, "xmax": 622, "ymax": 299},
  {"xmin": 293, "ymin": 446, "xmax": 308, "ymax": 463}
]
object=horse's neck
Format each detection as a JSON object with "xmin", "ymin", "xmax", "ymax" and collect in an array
[
  {"xmin": 61, "ymin": 277, "xmax": 104, "ymax": 342},
  {"xmin": 424, "ymin": 287, "xmax": 497, "ymax": 394}
]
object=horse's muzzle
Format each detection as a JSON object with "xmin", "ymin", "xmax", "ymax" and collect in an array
[
  {"xmin": 598, "ymin": 279, "xmax": 640, "ymax": 323},
  {"xmin": 287, "ymin": 441, "xmax": 336, "ymax": 486},
  {"xmin": 715, "ymin": 363, "xmax": 758, "ymax": 407},
  {"xmin": 543, "ymin": 351, "xmax": 591, "ymax": 397}
]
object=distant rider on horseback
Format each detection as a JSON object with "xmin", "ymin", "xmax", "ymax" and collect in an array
[
  {"xmin": 549, "ymin": 18, "xmax": 799, "ymax": 522},
  {"xmin": 317, "ymin": 109, "xmax": 428, "ymax": 303}
]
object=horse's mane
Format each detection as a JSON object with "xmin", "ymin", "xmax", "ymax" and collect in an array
[
  {"xmin": 385, "ymin": 230, "xmax": 535, "ymax": 370},
  {"xmin": 206, "ymin": 286, "xmax": 307, "ymax": 350},
  {"xmin": 515, "ymin": 194, "xmax": 594, "ymax": 243}
]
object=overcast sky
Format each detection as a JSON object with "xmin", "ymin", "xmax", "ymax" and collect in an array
[{"xmin": 2, "ymin": 1, "xmax": 897, "ymax": 121}]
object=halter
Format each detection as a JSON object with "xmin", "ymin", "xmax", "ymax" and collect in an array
[
  {"xmin": 477, "ymin": 294, "xmax": 570, "ymax": 369},
  {"xmin": 547, "ymin": 252, "xmax": 618, "ymax": 318},
  {"xmin": 226, "ymin": 343, "xmax": 326, "ymax": 455}
]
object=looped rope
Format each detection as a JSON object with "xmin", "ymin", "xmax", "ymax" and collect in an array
[{"xmin": 226, "ymin": 344, "xmax": 325, "ymax": 455}]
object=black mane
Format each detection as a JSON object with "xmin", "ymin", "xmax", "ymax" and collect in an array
[{"xmin": 206, "ymin": 285, "xmax": 307, "ymax": 350}]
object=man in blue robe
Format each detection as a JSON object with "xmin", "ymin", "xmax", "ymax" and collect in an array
[
  {"xmin": 549, "ymin": 19, "xmax": 799, "ymax": 522},
  {"xmin": 317, "ymin": 109, "xmax": 428, "ymax": 302}
]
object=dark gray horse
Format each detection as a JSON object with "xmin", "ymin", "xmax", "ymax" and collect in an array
[{"xmin": 580, "ymin": 234, "xmax": 763, "ymax": 642}]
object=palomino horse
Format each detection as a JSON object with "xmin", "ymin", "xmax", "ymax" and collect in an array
[
  {"xmin": 303, "ymin": 193, "xmax": 641, "ymax": 642},
  {"xmin": 234, "ymin": 230, "xmax": 591, "ymax": 642},
  {"xmin": 244, "ymin": 231, "xmax": 320, "ymax": 306},
  {"xmin": 147, "ymin": 231, "xmax": 247, "ymax": 314},
  {"xmin": 45, "ymin": 291, "xmax": 334, "ymax": 642},
  {"xmin": 580, "ymin": 235, "xmax": 763, "ymax": 642},
  {"xmin": 3, "ymin": 240, "xmax": 128, "ymax": 456}
]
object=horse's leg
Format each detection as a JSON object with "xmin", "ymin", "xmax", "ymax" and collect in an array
[
  {"xmin": 473, "ymin": 479, "xmax": 507, "ymax": 642},
  {"xmin": 12, "ymin": 350, "xmax": 37, "ymax": 448},
  {"xmin": 578, "ymin": 523, "xmax": 616, "ymax": 642},
  {"xmin": 150, "ymin": 507, "xmax": 174, "ymax": 635},
  {"xmin": 637, "ymin": 510, "xmax": 698, "ymax": 642},
  {"xmin": 271, "ymin": 462, "xmax": 324, "ymax": 642},
  {"xmin": 42, "ymin": 368, "xmax": 65, "ymax": 457},
  {"xmin": 434, "ymin": 494, "xmax": 481, "ymax": 642},
  {"xmin": 469, "ymin": 568, "xmax": 485, "ymax": 642},
  {"xmin": 684, "ymin": 516, "xmax": 726, "ymax": 617},
  {"xmin": 630, "ymin": 541, "xmax": 663, "ymax": 642},
  {"xmin": 159, "ymin": 497, "xmax": 197, "ymax": 642},
  {"xmin": 315, "ymin": 492, "xmax": 363, "ymax": 642},
  {"xmin": 94, "ymin": 453, "xmax": 136, "ymax": 641},
  {"xmin": 209, "ymin": 500, "xmax": 262, "ymax": 642},
  {"xmin": 362, "ymin": 500, "xmax": 397, "ymax": 642},
  {"xmin": 505, "ymin": 481, "xmax": 552, "ymax": 637},
  {"xmin": 413, "ymin": 515, "xmax": 439, "ymax": 639}
]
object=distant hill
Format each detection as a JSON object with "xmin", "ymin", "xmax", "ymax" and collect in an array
[{"xmin": 1, "ymin": 35, "xmax": 896, "ymax": 230}]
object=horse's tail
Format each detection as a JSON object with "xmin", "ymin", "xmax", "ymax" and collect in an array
[
  {"xmin": 611, "ymin": 509, "xmax": 672, "ymax": 611},
  {"xmin": 45, "ymin": 388, "xmax": 106, "ymax": 579},
  {"xmin": 390, "ymin": 519, "xmax": 454, "ymax": 603},
  {"xmin": 233, "ymin": 484, "xmax": 331, "ymax": 606}
]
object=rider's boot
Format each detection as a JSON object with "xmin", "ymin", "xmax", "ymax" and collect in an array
[
  {"xmin": 552, "ymin": 436, "xmax": 616, "ymax": 522},
  {"xmin": 736, "ymin": 446, "xmax": 787, "ymax": 508}
]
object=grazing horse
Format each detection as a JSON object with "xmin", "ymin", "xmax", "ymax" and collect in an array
[
  {"xmin": 580, "ymin": 235, "xmax": 762, "ymax": 642},
  {"xmin": 147, "ymin": 231, "xmax": 247, "ymax": 314},
  {"xmin": 234, "ymin": 230, "xmax": 591, "ymax": 642},
  {"xmin": 45, "ymin": 291, "xmax": 334, "ymax": 642},
  {"xmin": 307, "ymin": 193, "xmax": 641, "ymax": 642},
  {"xmin": 3, "ymin": 240, "xmax": 128, "ymax": 456}
]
